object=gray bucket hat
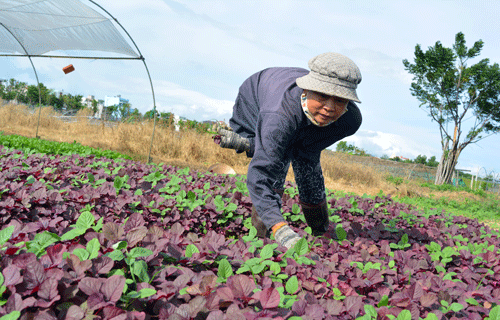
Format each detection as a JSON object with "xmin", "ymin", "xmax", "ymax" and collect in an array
[{"xmin": 296, "ymin": 52, "xmax": 362, "ymax": 103}]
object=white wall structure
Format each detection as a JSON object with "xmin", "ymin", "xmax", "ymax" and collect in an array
[{"xmin": 99, "ymin": 95, "xmax": 129, "ymax": 120}]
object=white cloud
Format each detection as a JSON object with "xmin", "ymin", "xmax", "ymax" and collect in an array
[{"xmin": 336, "ymin": 129, "xmax": 441, "ymax": 160}]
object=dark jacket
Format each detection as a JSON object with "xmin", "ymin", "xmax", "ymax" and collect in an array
[{"xmin": 229, "ymin": 67, "xmax": 362, "ymax": 229}]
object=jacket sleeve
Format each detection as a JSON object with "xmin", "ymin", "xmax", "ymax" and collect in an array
[{"xmin": 246, "ymin": 111, "xmax": 297, "ymax": 230}]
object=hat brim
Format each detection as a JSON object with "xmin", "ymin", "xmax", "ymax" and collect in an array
[{"xmin": 296, "ymin": 73, "xmax": 361, "ymax": 103}]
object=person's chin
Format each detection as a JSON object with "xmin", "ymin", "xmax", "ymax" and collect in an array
[{"xmin": 316, "ymin": 115, "xmax": 333, "ymax": 125}]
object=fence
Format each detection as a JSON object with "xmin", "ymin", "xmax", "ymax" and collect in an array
[
  {"xmin": 470, "ymin": 168, "xmax": 500, "ymax": 193},
  {"xmin": 324, "ymin": 151, "xmax": 437, "ymax": 182}
]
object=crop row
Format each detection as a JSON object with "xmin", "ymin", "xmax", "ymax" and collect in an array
[{"xmin": 0, "ymin": 147, "xmax": 499, "ymax": 320}]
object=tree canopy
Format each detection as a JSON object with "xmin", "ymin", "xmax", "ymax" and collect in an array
[{"xmin": 403, "ymin": 32, "xmax": 500, "ymax": 184}]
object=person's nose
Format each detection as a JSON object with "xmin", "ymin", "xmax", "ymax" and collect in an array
[{"xmin": 322, "ymin": 98, "xmax": 336, "ymax": 112}]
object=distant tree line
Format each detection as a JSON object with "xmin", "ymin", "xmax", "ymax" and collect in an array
[
  {"xmin": 0, "ymin": 79, "xmax": 85, "ymax": 112},
  {"xmin": 0, "ymin": 78, "xmax": 214, "ymax": 133},
  {"xmin": 336, "ymin": 141, "xmax": 440, "ymax": 167}
]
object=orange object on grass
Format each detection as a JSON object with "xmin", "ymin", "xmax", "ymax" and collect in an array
[{"xmin": 63, "ymin": 64, "xmax": 75, "ymax": 74}]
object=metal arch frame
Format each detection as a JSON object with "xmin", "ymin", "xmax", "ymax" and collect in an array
[{"xmin": 0, "ymin": 0, "xmax": 159, "ymax": 163}]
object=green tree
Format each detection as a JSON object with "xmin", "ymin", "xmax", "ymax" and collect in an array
[
  {"xmin": 414, "ymin": 154, "xmax": 428, "ymax": 165},
  {"xmin": 91, "ymin": 99, "xmax": 99, "ymax": 116},
  {"xmin": 105, "ymin": 105, "xmax": 118, "ymax": 120},
  {"xmin": 427, "ymin": 156, "xmax": 439, "ymax": 167},
  {"xmin": 403, "ymin": 32, "xmax": 500, "ymax": 185},
  {"xmin": 118, "ymin": 102, "xmax": 132, "ymax": 121},
  {"xmin": 26, "ymin": 83, "xmax": 52, "ymax": 106},
  {"xmin": 143, "ymin": 109, "xmax": 159, "ymax": 120},
  {"xmin": 335, "ymin": 141, "xmax": 370, "ymax": 156},
  {"xmin": 2, "ymin": 78, "xmax": 28, "ymax": 103}
]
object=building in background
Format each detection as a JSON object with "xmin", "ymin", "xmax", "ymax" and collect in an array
[{"xmin": 97, "ymin": 95, "xmax": 129, "ymax": 120}]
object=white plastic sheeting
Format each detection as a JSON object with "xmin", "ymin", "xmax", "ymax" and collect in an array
[{"xmin": 0, "ymin": 0, "xmax": 139, "ymax": 57}]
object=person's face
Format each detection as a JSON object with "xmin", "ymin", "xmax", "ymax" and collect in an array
[{"xmin": 304, "ymin": 90, "xmax": 349, "ymax": 126}]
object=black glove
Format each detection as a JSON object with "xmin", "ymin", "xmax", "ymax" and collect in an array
[{"xmin": 213, "ymin": 128, "xmax": 251, "ymax": 153}]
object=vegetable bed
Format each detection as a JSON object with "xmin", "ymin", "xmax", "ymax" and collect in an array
[{"xmin": 0, "ymin": 147, "xmax": 499, "ymax": 320}]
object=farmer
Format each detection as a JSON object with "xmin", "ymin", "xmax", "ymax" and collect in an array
[{"xmin": 215, "ymin": 52, "xmax": 362, "ymax": 249}]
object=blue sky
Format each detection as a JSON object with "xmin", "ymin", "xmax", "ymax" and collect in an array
[{"xmin": 1, "ymin": 0, "xmax": 499, "ymax": 178}]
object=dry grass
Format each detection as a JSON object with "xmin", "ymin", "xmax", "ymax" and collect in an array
[{"xmin": 1, "ymin": 100, "xmax": 495, "ymax": 206}]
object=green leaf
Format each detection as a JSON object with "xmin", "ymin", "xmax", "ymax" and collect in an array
[
  {"xmin": 260, "ymin": 244, "xmax": 274, "ymax": 260},
  {"xmin": 450, "ymin": 303, "xmax": 463, "ymax": 312},
  {"xmin": 401, "ymin": 233, "xmax": 409, "ymax": 245},
  {"xmin": 92, "ymin": 217, "xmax": 104, "ymax": 232},
  {"xmin": 112, "ymin": 241, "xmax": 128, "ymax": 250},
  {"xmin": 487, "ymin": 305, "xmax": 500, "ymax": 320},
  {"xmin": 395, "ymin": 309, "xmax": 411, "ymax": 320},
  {"xmin": 128, "ymin": 247, "xmax": 153, "ymax": 259},
  {"xmin": 187, "ymin": 190, "xmax": 196, "ymax": 202},
  {"xmin": 86, "ymin": 238, "xmax": 100, "ymax": 260},
  {"xmin": 26, "ymin": 232, "xmax": 60, "ymax": 257},
  {"xmin": 185, "ymin": 244, "xmax": 200, "ymax": 258},
  {"xmin": 465, "ymin": 298, "xmax": 479, "ymax": 306},
  {"xmin": 423, "ymin": 313, "xmax": 439, "ymax": 320},
  {"xmin": 294, "ymin": 237, "xmax": 308, "ymax": 256},
  {"xmin": 75, "ymin": 210, "xmax": 94, "ymax": 230},
  {"xmin": 106, "ymin": 250, "xmax": 125, "ymax": 261},
  {"xmin": 138, "ymin": 288, "xmax": 156, "ymax": 298},
  {"xmin": 285, "ymin": 275, "xmax": 299, "ymax": 294},
  {"xmin": 0, "ymin": 311, "xmax": 21, "ymax": 320},
  {"xmin": 0, "ymin": 226, "xmax": 15, "ymax": 247},
  {"xmin": 269, "ymin": 262, "xmax": 281, "ymax": 275},
  {"xmin": 377, "ymin": 295, "xmax": 389, "ymax": 307},
  {"xmin": 73, "ymin": 248, "xmax": 90, "ymax": 261},
  {"xmin": 242, "ymin": 226, "xmax": 257, "ymax": 242},
  {"xmin": 251, "ymin": 263, "xmax": 266, "ymax": 274},
  {"xmin": 132, "ymin": 260, "xmax": 150, "ymax": 283},
  {"xmin": 336, "ymin": 225, "xmax": 347, "ymax": 241},
  {"xmin": 217, "ymin": 258, "xmax": 233, "ymax": 279},
  {"xmin": 364, "ymin": 304, "xmax": 377, "ymax": 318},
  {"xmin": 236, "ymin": 265, "xmax": 251, "ymax": 274}
]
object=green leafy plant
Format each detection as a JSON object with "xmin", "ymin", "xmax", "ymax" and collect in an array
[{"xmin": 390, "ymin": 233, "xmax": 411, "ymax": 250}]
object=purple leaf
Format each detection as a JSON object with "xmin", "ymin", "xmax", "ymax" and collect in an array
[
  {"xmin": 420, "ymin": 293, "xmax": 438, "ymax": 308},
  {"xmin": 102, "ymin": 306, "xmax": 126, "ymax": 320},
  {"xmin": 102, "ymin": 274, "xmax": 126, "ymax": 303},
  {"xmin": 206, "ymin": 310, "xmax": 225, "ymax": 320},
  {"xmin": 79, "ymin": 277, "xmax": 104, "ymax": 296},
  {"xmin": 66, "ymin": 305, "xmax": 85, "ymax": 320},
  {"xmin": 33, "ymin": 310, "xmax": 58, "ymax": 320},
  {"xmin": 102, "ymin": 222, "xmax": 124, "ymax": 242},
  {"xmin": 46, "ymin": 243, "xmax": 65, "ymax": 266},
  {"xmin": 124, "ymin": 213, "xmax": 145, "ymax": 232},
  {"xmin": 67, "ymin": 254, "xmax": 92, "ymax": 276},
  {"xmin": 125, "ymin": 311, "xmax": 146, "ymax": 320},
  {"xmin": 344, "ymin": 295, "xmax": 363, "ymax": 318},
  {"xmin": 38, "ymin": 278, "xmax": 58, "ymax": 301},
  {"xmin": 304, "ymin": 304, "xmax": 325, "ymax": 319},
  {"xmin": 126, "ymin": 227, "xmax": 148, "ymax": 247},
  {"xmin": 5, "ymin": 293, "xmax": 23, "ymax": 313},
  {"xmin": 228, "ymin": 275, "xmax": 255, "ymax": 298},
  {"xmin": 12, "ymin": 252, "xmax": 37, "ymax": 268},
  {"xmin": 90, "ymin": 256, "xmax": 114, "ymax": 275},
  {"xmin": 258, "ymin": 287, "xmax": 280, "ymax": 309},
  {"xmin": 87, "ymin": 292, "xmax": 108, "ymax": 310},
  {"xmin": 292, "ymin": 300, "xmax": 307, "ymax": 316},
  {"xmin": 216, "ymin": 287, "xmax": 234, "ymax": 302},
  {"xmin": 2, "ymin": 265, "xmax": 22, "ymax": 286},
  {"xmin": 23, "ymin": 261, "xmax": 46, "ymax": 291}
]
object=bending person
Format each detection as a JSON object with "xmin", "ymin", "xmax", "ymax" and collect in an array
[{"xmin": 216, "ymin": 52, "xmax": 363, "ymax": 249}]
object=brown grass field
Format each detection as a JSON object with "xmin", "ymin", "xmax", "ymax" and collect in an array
[{"xmin": 1, "ymin": 100, "xmax": 497, "ymax": 230}]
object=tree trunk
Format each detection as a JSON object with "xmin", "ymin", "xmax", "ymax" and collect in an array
[{"xmin": 434, "ymin": 146, "xmax": 461, "ymax": 185}]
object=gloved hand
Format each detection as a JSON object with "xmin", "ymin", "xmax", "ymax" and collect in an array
[
  {"xmin": 213, "ymin": 129, "xmax": 251, "ymax": 153},
  {"xmin": 273, "ymin": 222, "xmax": 301, "ymax": 250}
]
